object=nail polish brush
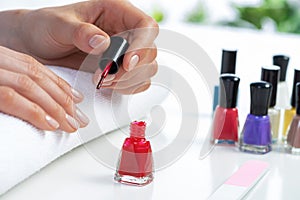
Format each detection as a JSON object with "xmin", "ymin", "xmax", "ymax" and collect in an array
[{"xmin": 96, "ymin": 36, "xmax": 129, "ymax": 89}]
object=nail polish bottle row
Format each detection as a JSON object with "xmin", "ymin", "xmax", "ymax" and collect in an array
[
  {"xmin": 211, "ymin": 75, "xmax": 273, "ymax": 154},
  {"xmin": 211, "ymin": 62, "xmax": 300, "ymax": 156},
  {"xmin": 211, "ymin": 50, "xmax": 300, "ymax": 152},
  {"xmin": 210, "ymin": 48, "xmax": 300, "ymax": 156}
]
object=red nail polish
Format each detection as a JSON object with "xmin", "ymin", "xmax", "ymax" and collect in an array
[
  {"xmin": 114, "ymin": 121, "xmax": 154, "ymax": 186},
  {"xmin": 212, "ymin": 74, "xmax": 240, "ymax": 145}
]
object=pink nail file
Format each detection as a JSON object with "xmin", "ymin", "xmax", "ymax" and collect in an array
[{"xmin": 208, "ymin": 160, "xmax": 270, "ymax": 200}]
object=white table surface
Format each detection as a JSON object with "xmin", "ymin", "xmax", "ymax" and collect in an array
[
  {"xmin": 2, "ymin": 117, "xmax": 300, "ymax": 200},
  {"xmin": 2, "ymin": 1, "xmax": 300, "ymax": 199}
]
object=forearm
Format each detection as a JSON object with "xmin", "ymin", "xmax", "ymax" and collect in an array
[{"xmin": 0, "ymin": 9, "xmax": 29, "ymax": 52}]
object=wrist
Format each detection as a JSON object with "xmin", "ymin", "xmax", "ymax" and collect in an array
[{"xmin": 0, "ymin": 9, "xmax": 30, "ymax": 52}]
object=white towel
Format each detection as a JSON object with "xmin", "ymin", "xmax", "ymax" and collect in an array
[{"xmin": 0, "ymin": 66, "xmax": 167, "ymax": 195}]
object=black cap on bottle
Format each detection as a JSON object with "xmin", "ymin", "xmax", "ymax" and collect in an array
[
  {"xmin": 221, "ymin": 49, "xmax": 237, "ymax": 74},
  {"xmin": 261, "ymin": 66, "xmax": 280, "ymax": 107},
  {"xmin": 296, "ymin": 83, "xmax": 300, "ymax": 115},
  {"xmin": 99, "ymin": 36, "xmax": 129, "ymax": 74},
  {"xmin": 273, "ymin": 55, "xmax": 289, "ymax": 82},
  {"xmin": 291, "ymin": 69, "xmax": 300, "ymax": 107},
  {"xmin": 250, "ymin": 82, "xmax": 272, "ymax": 116},
  {"xmin": 219, "ymin": 74, "xmax": 240, "ymax": 108}
]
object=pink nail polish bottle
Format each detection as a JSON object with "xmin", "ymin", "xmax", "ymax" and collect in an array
[{"xmin": 114, "ymin": 121, "xmax": 154, "ymax": 186}]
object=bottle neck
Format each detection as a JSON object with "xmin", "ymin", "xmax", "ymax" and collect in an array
[{"xmin": 130, "ymin": 121, "xmax": 146, "ymax": 138}]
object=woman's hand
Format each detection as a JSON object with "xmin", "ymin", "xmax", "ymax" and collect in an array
[
  {"xmin": 0, "ymin": 46, "xmax": 89, "ymax": 132},
  {"xmin": 0, "ymin": 0, "xmax": 157, "ymax": 131},
  {"xmin": 2, "ymin": 0, "xmax": 159, "ymax": 94}
]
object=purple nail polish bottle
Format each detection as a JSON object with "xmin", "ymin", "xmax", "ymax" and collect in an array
[{"xmin": 239, "ymin": 82, "xmax": 272, "ymax": 154}]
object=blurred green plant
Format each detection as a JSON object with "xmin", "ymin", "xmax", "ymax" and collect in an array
[
  {"xmin": 224, "ymin": 0, "xmax": 300, "ymax": 34},
  {"xmin": 185, "ymin": 3, "xmax": 206, "ymax": 23},
  {"xmin": 151, "ymin": 7, "xmax": 165, "ymax": 23},
  {"xmin": 185, "ymin": 0, "xmax": 300, "ymax": 34}
]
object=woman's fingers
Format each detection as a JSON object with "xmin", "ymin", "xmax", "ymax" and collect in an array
[
  {"xmin": 94, "ymin": 59, "xmax": 157, "ymax": 93},
  {"xmin": 0, "ymin": 69, "xmax": 86, "ymax": 132},
  {"xmin": 0, "ymin": 46, "xmax": 84, "ymax": 103},
  {"xmin": 71, "ymin": 22, "xmax": 110, "ymax": 54},
  {"xmin": 0, "ymin": 47, "xmax": 89, "ymax": 132},
  {"xmin": 102, "ymin": 60, "xmax": 158, "ymax": 89},
  {"xmin": 113, "ymin": 80, "xmax": 152, "ymax": 95},
  {"xmin": 0, "ymin": 86, "xmax": 59, "ymax": 131},
  {"xmin": 93, "ymin": 47, "xmax": 157, "ymax": 85}
]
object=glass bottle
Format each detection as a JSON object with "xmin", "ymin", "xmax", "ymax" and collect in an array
[
  {"xmin": 287, "ymin": 83, "xmax": 300, "ymax": 154},
  {"xmin": 261, "ymin": 66, "xmax": 280, "ymax": 143},
  {"xmin": 212, "ymin": 74, "xmax": 240, "ymax": 145},
  {"xmin": 114, "ymin": 121, "xmax": 154, "ymax": 186},
  {"xmin": 282, "ymin": 69, "xmax": 300, "ymax": 141},
  {"xmin": 239, "ymin": 82, "xmax": 272, "ymax": 154},
  {"xmin": 212, "ymin": 49, "xmax": 237, "ymax": 112}
]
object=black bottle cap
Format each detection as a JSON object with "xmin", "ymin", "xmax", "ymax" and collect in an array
[
  {"xmin": 219, "ymin": 74, "xmax": 240, "ymax": 108},
  {"xmin": 296, "ymin": 83, "xmax": 300, "ymax": 115},
  {"xmin": 261, "ymin": 66, "xmax": 280, "ymax": 107},
  {"xmin": 273, "ymin": 55, "xmax": 289, "ymax": 82},
  {"xmin": 221, "ymin": 49, "xmax": 237, "ymax": 74},
  {"xmin": 291, "ymin": 69, "xmax": 300, "ymax": 107},
  {"xmin": 250, "ymin": 82, "xmax": 272, "ymax": 116},
  {"xmin": 99, "ymin": 36, "xmax": 129, "ymax": 74}
]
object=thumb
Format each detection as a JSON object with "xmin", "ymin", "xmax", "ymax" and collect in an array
[{"xmin": 71, "ymin": 22, "xmax": 110, "ymax": 54}]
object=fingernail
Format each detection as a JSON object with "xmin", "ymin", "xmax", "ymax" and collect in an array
[
  {"xmin": 66, "ymin": 114, "xmax": 80, "ymax": 130},
  {"xmin": 45, "ymin": 115, "xmax": 59, "ymax": 129},
  {"xmin": 128, "ymin": 55, "xmax": 139, "ymax": 71},
  {"xmin": 75, "ymin": 107, "xmax": 90, "ymax": 125},
  {"xmin": 71, "ymin": 88, "xmax": 84, "ymax": 101},
  {"xmin": 104, "ymin": 74, "xmax": 115, "ymax": 82},
  {"xmin": 89, "ymin": 35, "xmax": 107, "ymax": 49}
]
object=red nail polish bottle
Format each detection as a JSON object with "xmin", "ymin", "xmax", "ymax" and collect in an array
[
  {"xmin": 212, "ymin": 74, "xmax": 240, "ymax": 145},
  {"xmin": 114, "ymin": 121, "xmax": 154, "ymax": 186}
]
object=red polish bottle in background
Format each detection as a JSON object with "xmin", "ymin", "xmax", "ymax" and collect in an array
[
  {"xmin": 114, "ymin": 121, "xmax": 154, "ymax": 186},
  {"xmin": 212, "ymin": 74, "xmax": 240, "ymax": 145}
]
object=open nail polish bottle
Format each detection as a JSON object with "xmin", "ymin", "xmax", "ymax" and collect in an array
[
  {"xmin": 273, "ymin": 55, "xmax": 290, "ymax": 109},
  {"xmin": 212, "ymin": 49, "xmax": 237, "ymax": 112},
  {"xmin": 212, "ymin": 74, "xmax": 240, "ymax": 145},
  {"xmin": 239, "ymin": 82, "xmax": 272, "ymax": 154},
  {"xmin": 114, "ymin": 121, "xmax": 154, "ymax": 186},
  {"xmin": 287, "ymin": 83, "xmax": 300, "ymax": 154},
  {"xmin": 282, "ymin": 69, "xmax": 300, "ymax": 141},
  {"xmin": 261, "ymin": 66, "xmax": 280, "ymax": 143}
]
